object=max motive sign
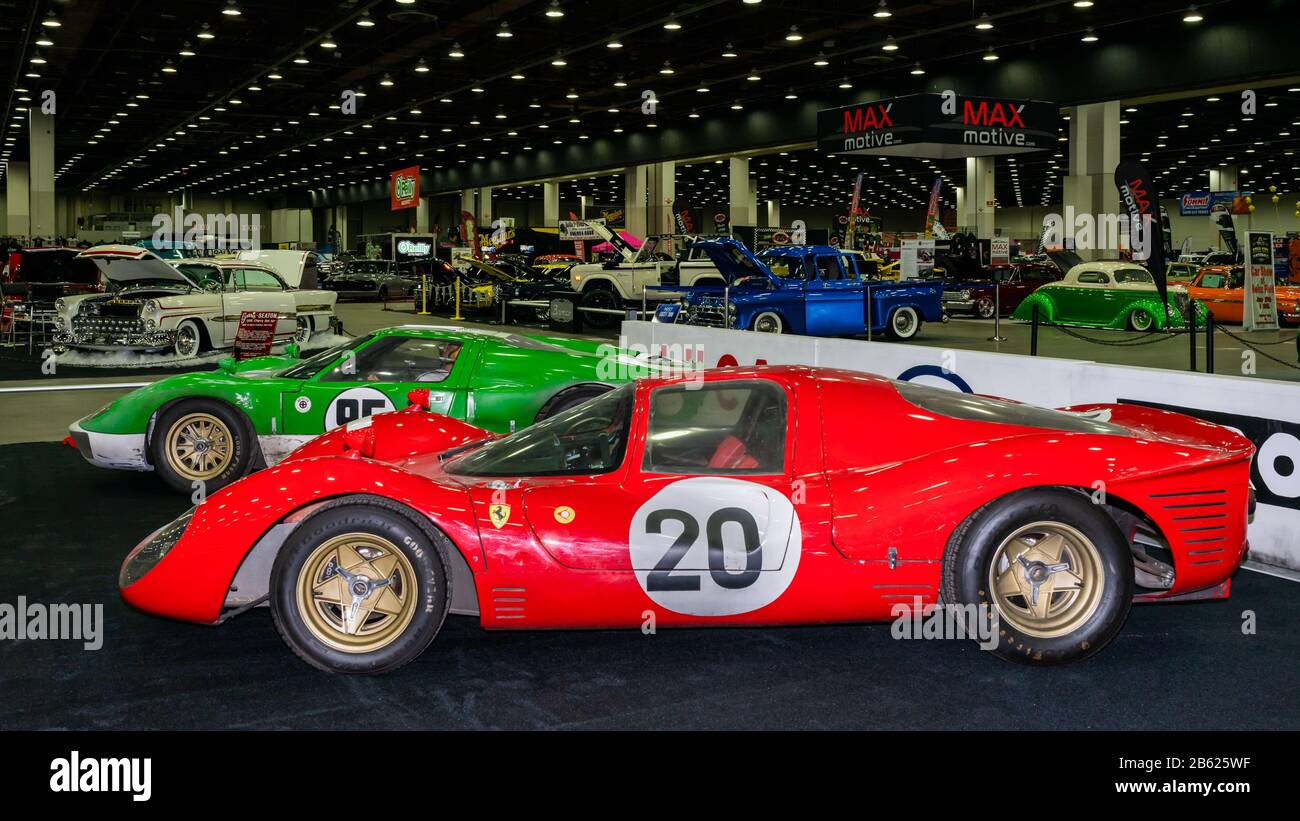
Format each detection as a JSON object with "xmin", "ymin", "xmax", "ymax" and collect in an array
[
  {"xmin": 390, "ymin": 165, "xmax": 420, "ymax": 211},
  {"xmin": 819, "ymin": 93, "xmax": 1056, "ymax": 159}
]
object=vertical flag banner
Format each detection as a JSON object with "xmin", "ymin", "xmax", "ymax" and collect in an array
[{"xmin": 1114, "ymin": 162, "xmax": 1167, "ymax": 305}]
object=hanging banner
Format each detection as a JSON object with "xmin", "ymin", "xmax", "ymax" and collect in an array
[
  {"xmin": 1244, "ymin": 231, "xmax": 1280, "ymax": 330},
  {"xmin": 390, "ymin": 166, "xmax": 420, "ymax": 211},
  {"xmin": 558, "ymin": 219, "xmax": 605, "ymax": 241},
  {"xmin": 819, "ymin": 93, "xmax": 1057, "ymax": 159},
  {"xmin": 458, "ymin": 210, "xmax": 479, "ymax": 259},
  {"xmin": 923, "ymin": 177, "xmax": 943, "ymax": 238},
  {"xmin": 1114, "ymin": 161, "xmax": 1168, "ymax": 306}
]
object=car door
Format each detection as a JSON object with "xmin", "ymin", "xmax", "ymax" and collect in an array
[
  {"xmin": 803, "ymin": 254, "xmax": 865, "ymax": 335},
  {"xmin": 280, "ymin": 335, "xmax": 482, "ymax": 436}
]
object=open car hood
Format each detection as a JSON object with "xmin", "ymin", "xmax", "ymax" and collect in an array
[
  {"xmin": 82, "ymin": 255, "xmax": 197, "ymax": 286},
  {"xmin": 690, "ymin": 238, "xmax": 774, "ymax": 285}
]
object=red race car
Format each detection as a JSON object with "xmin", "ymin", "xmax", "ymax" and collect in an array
[{"xmin": 119, "ymin": 366, "xmax": 1254, "ymax": 673}]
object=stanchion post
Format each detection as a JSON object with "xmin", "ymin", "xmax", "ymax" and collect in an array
[
  {"xmin": 1030, "ymin": 304, "xmax": 1039, "ymax": 356},
  {"xmin": 1188, "ymin": 303, "xmax": 1197, "ymax": 372},
  {"xmin": 641, "ymin": 285, "xmax": 647, "ymax": 320},
  {"xmin": 452, "ymin": 276, "xmax": 464, "ymax": 320},
  {"xmin": 987, "ymin": 278, "xmax": 1007, "ymax": 342},
  {"xmin": 1206, "ymin": 310, "xmax": 1215, "ymax": 373},
  {"xmin": 418, "ymin": 274, "xmax": 430, "ymax": 316},
  {"xmin": 866, "ymin": 282, "xmax": 872, "ymax": 342}
]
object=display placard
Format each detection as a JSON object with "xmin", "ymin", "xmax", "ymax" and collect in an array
[
  {"xmin": 990, "ymin": 237, "xmax": 1011, "ymax": 264},
  {"xmin": 559, "ymin": 219, "xmax": 605, "ymax": 241},
  {"xmin": 1244, "ymin": 231, "xmax": 1279, "ymax": 331},
  {"xmin": 390, "ymin": 166, "xmax": 420, "ymax": 211},
  {"xmin": 233, "ymin": 310, "xmax": 279, "ymax": 359}
]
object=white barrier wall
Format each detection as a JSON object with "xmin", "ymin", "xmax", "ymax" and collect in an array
[{"xmin": 623, "ymin": 320, "xmax": 1300, "ymax": 571}]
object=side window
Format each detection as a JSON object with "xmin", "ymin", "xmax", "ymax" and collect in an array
[
  {"xmin": 321, "ymin": 337, "xmax": 463, "ymax": 383},
  {"xmin": 643, "ymin": 381, "xmax": 788, "ymax": 475},
  {"xmin": 240, "ymin": 268, "xmax": 285, "ymax": 291},
  {"xmin": 1077, "ymin": 271, "xmax": 1110, "ymax": 284},
  {"xmin": 814, "ymin": 255, "xmax": 844, "ymax": 281}
]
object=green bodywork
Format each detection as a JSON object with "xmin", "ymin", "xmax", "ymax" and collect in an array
[
  {"xmin": 77, "ymin": 326, "xmax": 652, "ymax": 456},
  {"xmin": 1012, "ymin": 285, "xmax": 1208, "ymax": 330}
]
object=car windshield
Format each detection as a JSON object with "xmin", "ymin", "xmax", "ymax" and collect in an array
[
  {"xmin": 762, "ymin": 254, "xmax": 809, "ymax": 279},
  {"xmin": 279, "ymin": 334, "xmax": 374, "ymax": 379},
  {"xmin": 1114, "ymin": 268, "xmax": 1154, "ymax": 284},
  {"xmin": 447, "ymin": 383, "xmax": 633, "ymax": 476}
]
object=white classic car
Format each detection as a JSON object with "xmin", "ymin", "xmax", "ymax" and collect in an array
[{"xmin": 53, "ymin": 245, "xmax": 338, "ymax": 359}]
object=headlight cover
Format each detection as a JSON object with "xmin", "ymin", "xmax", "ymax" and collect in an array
[{"xmin": 119, "ymin": 508, "xmax": 196, "ymax": 588}]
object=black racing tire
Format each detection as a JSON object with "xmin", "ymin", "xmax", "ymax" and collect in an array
[
  {"xmin": 151, "ymin": 398, "xmax": 256, "ymax": 496},
  {"xmin": 580, "ymin": 284, "xmax": 622, "ymax": 330},
  {"xmin": 270, "ymin": 504, "xmax": 450, "ymax": 674},
  {"xmin": 886, "ymin": 306, "xmax": 922, "ymax": 340},
  {"xmin": 534, "ymin": 383, "xmax": 615, "ymax": 422},
  {"xmin": 940, "ymin": 488, "xmax": 1133, "ymax": 665}
]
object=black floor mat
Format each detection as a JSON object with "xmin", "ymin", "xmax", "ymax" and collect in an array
[{"xmin": 0, "ymin": 442, "xmax": 1295, "ymax": 730}]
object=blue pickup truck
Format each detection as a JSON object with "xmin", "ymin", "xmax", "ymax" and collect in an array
[{"xmin": 668, "ymin": 238, "xmax": 944, "ymax": 339}]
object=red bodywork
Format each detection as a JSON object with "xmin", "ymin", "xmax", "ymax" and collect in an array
[{"xmin": 120, "ymin": 367, "xmax": 1254, "ymax": 630}]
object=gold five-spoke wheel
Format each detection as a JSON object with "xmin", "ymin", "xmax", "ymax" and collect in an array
[
  {"xmin": 295, "ymin": 533, "xmax": 418, "ymax": 654},
  {"xmin": 164, "ymin": 412, "xmax": 233, "ymax": 481},
  {"xmin": 988, "ymin": 521, "xmax": 1104, "ymax": 639}
]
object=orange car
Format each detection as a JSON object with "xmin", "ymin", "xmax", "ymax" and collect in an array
[{"xmin": 1186, "ymin": 265, "xmax": 1300, "ymax": 325}]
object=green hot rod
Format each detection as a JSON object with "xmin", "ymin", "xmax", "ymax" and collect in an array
[
  {"xmin": 1012, "ymin": 261, "xmax": 1207, "ymax": 331},
  {"xmin": 68, "ymin": 325, "xmax": 663, "ymax": 494}
]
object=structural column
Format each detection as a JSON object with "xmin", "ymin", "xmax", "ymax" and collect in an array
[
  {"xmin": 476, "ymin": 186, "xmax": 493, "ymax": 228},
  {"xmin": 624, "ymin": 166, "xmax": 647, "ymax": 238},
  {"xmin": 766, "ymin": 199, "xmax": 781, "ymax": 229},
  {"xmin": 579, "ymin": 194, "xmax": 593, "ymax": 219},
  {"xmin": 1063, "ymin": 100, "xmax": 1121, "ymax": 259},
  {"xmin": 6, "ymin": 163, "xmax": 31, "ymax": 238},
  {"xmin": 1209, "ymin": 165, "xmax": 1238, "ymax": 192},
  {"xmin": 728, "ymin": 157, "xmax": 753, "ymax": 227},
  {"xmin": 964, "ymin": 156, "xmax": 995, "ymax": 240},
  {"xmin": 415, "ymin": 197, "xmax": 430, "ymax": 233},
  {"xmin": 28, "ymin": 109, "xmax": 54, "ymax": 239},
  {"xmin": 542, "ymin": 181, "xmax": 560, "ymax": 227},
  {"xmin": 645, "ymin": 162, "xmax": 674, "ymax": 235}
]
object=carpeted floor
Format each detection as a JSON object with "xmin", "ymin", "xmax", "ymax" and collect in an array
[{"xmin": 0, "ymin": 441, "xmax": 1295, "ymax": 731}]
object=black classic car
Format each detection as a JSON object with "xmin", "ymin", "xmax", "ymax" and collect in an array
[{"xmin": 320, "ymin": 259, "xmax": 419, "ymax": 301}]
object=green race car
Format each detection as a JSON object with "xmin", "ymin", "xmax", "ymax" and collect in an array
[
  {"xmin": 69, "ymin": 325, "xmax": 657, "ymax": 494},
  {"xmin": 1012, "ymin": 261, "xmax": 1208, "ymax": 331}
]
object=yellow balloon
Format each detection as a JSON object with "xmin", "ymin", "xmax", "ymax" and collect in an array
[
  {"xmin": 1270, "ymin": 185, "xmax": 1278, "ymax": 193},
  {"xmin": 1244, "ymin": 195, "xmax": 1253, "ymax": 205},
  {"xmin": 1273, "ymin": 195, "xmax": 1281, "ymax": 203},
  {"xmin": 1248, "ymin": 204, "xmax": 1256, "ymax": 213}
]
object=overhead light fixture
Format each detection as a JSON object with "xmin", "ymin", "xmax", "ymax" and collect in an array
[
  {"xmin": 497, "ymin": 21, "xmax": 512, "ymax": 38},
  {"xmin": 551, "ymin": 53, "xmax": 568, "ymax": 66},
  {"xmin": 975, "ymin": 13, "xmax": 994, "ymax": 30},
  {"xmin": 982, "ymin": 47, "xmax": 999, "ymax": 61},
  {"xmin": 696, "ymin": 85, "xmax": 710, "ymax": 93},
  {"xmin": 613, "ymin": 75, "xmax": 628, "ymax": 87},
  {"xmin": 838, "ymin": 77, "xmax": 853, "ymax": 89},
  {"xmin": 607, "ymin": 38, "xmax": 623, "ymax": 48},
  {"xmin": 293, "ymin": 53, "xmax": 309, "ymax": 64},
  {"xmin": 29, "ymin": 52, "xmax": 46, "ymax": 65},
  {"xmin": 1072, "ymin": 1, "xmax": 1094, "ymax": 6},
  {"xmin": 449, "ymin": 43, "xmax": 465, "ymax": 58},
  {"xmin": 910, "ymin": 62, "xmax": 926, "ymax": 75},
  {"xmin": 1183, "ymin": 5, "xmax": 1203, "ymax": 23},
  {"xmin": 746, "ymin": 71, "xmax": 761, "ymax": 81},
  {"xmin": 356, "ymin": 11, "xmax": 375, "ymax": 27},
  {"xmin": 379, "ymin": 74, "xmax": 394, "ymax": 86},
  {"xmin": 813, "ymin": 52, "xmax": 829, "ymax": 66},
  {"xmin": 688, "ymin": 110, "xmax": 701, "ymax": 118},
  {"xmin": 414, "ymin": 58, "xmax": 430, "ymax": 73},
  {"xmin": 546, "ymin": 1, "xmax": 565, "ymax": 17},
  {"xmin": 566, "ymin": 88, "xmax": 580, "ymax": 98},
  {"xmin": 1080, "ymin": 28, "xmax": 1099, "ymax": 42},
  {"xmin": 784, "ymin": 88, "xmax": 798, "ymax": 99},
  {"xmin": 267, "ymin": 69, "xmax": 283, "ymax": 80},
  {"xmin": 320, "ymin": 34, "xmax": 337, "ymax": 49},
  {"xmin": 222, "ymin": 1, "xmax": 242, "ymax": 16},
  {"xmin": 178, "ymin": 42, "xmax": 196, "ymax": 56},
  {"xmin": 730, "ymin": 100, "xmax": 744, "ymax": 110},
  {"xmin": 663, "ymin": 18, "xmax": 682, "ymax": 30},
  {"xmin": 661, "ymin": 62, "xmax": 676, "ymax": 74},
  {"xmin": 510, "ymin": 72, "xmax": 525, "ymax": 79},
  {"xmin": 161, "ymin": 60, "xmax": 177, "ymax": 73},
  {"xmin": 722, "ymin": 43, "xmax": 738, "ymax": 58},
  {"xmin": 873, "ymin": 1, "xmax": 892, "ymax": 18},
  {"xmin": 785, "ymin": 25, "xmax": 803, "ymax": 42},
  {"xmin": 197, "ymin": 23, "xmax": 215, "ymax": 40},
  {"xmin": 881, "ymin": 35, "xmax": 899, "ymax": 51},
  {"xmin": 41, "ymin": 11, "xmax": 61, "ymax": 28},
  {"xmin": 35, "ymin": 37, "xmax": 53, "ymax": 47}
]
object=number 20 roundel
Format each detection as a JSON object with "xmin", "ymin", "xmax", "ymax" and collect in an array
[{"xmin": 629, "ymin": 477, "xmax": 802, "ymax": 617}]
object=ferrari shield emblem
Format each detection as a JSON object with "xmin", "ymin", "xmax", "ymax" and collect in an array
[{"xmin": 489, "ymin": 504, "xmax": 511, "ymax": 529}]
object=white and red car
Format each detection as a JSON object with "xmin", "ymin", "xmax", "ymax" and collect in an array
[{"xmin": 53, "ymin": 245, "xmax": 338, "ymax": 359}]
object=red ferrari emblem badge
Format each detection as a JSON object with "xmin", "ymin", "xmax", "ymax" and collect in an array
[{"xmin": 489, "ymin": 504, "xmax": 511, "ymax": 529}]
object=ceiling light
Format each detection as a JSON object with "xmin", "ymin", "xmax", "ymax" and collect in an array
[
  {"xmin": 975, "ymin": 13, "xmax": 994, "ymax": 30},
  {"xmin": 696, "ymin": 85, "xmax": 710, "ymax": 93},
  {"xmin": 415, "ymin": 59, "xmax": 430, "ymax": 73},
  {"xmin": 35, "ymin": 38, "xmax": 53, "ymax": 47},
  {"xmin": 746, "ymin": 72, "xmax": 761, "ymax": 81},
  {"xmin": 784, "ymin": 88, "xmax": 798, "ymax": 99},
  {"xmin": 813, "ymin": 52, "xmax": 829, "ymax": 66},
  {"xmin": 1183, "ymin": 5, "xmax": 1203, "ymax": 23},
  {"xmin": 320, "ymin": 34, "xmax": 337, "ymax": 49},
  {"xmin": 983, "ymin": 47, "xmax": 999, "ymax": 61},
  {"xmin": 873, "ymin": 1, "xmax": 892, "ymax": 18},
  {"xmin": 267, "ymin": 69, "xmax": 283, "ymax": 79},
  {"xmin": 356, "ymin": 12, "xmax": 375, "ymax": 27},
  {"xmin": 197, "ymin": 23, "xmax": 215, "ymax": 39},
  {"xmin": 882, "ymin": 35, "xmax": 899, "ymax": 51},
  {"xmin": 161, "ymin": 61, "xmax": 177, "ymax": 73},
  {"xmin": 551, "ymin": 53, "xmax": 568, "ymax": 66},
  {"xmin": 546, "ymin": 1, "xmax": 565, "ymax": 17},
  {"xmin": 661, "ymin": 62, "xmax": 675, "ymax": 75},
  {"xmin": 566, "ymin": 88, "xmax": 580, "ymax": 98},
  {"xmin": 41, "ymin": 11, "xmax": 61, "ymax": 27},
  {"xmin": 838, "ymin": 77, "xmax": 853, "ymax": 89},
  {"xmin": 722, "ymin": 44, "xmax": 738, "ymax": 57},
  {"xmin": 688, "ymin": 110, "xmax": 701, "ymax": 118},
  {"xmin": 449, "ymin": 43, "xmax": 465, "ymax": 58},
  {"xmin": 497, "ymin": 21, "xmax": 513, "ymax": 38},
  {"xmin": 607, "ymin": 39, "xmax": 623, "ymax": 49},
  {"xmin": 29, "ymin": 53, "xmax": 46, "ymax": 65},
  {"xmin": 510, "ymin": 72, "xmax": 525, "ymax": 80},
  {"xmin": 293, "ymin": 54, "xmax": 309, "ymax": 64},
  {"xmin": 663, "ymin": 18, "xmax": 682, "ymax": 30},
  {"xmin": 910, "ymin": 62, "xmax": 926, "ymax": 75},
  {"xmin": 785, "ymin": 25, "xmax": 803, "ymax": 42},
  {"xmin": 1081, "ymin": 28, "xmax": 1098, "ymax": 42},
  {"xmin": 730, "ymin": 100, "xmax": 744, "ymax": 110},
  {"xmin": 614, "ymin": 76, "xmax": 628, "ymax": 87},
  {"xmin": 178, "ymin": 43, "xmax": 196, "ymax": 56}
]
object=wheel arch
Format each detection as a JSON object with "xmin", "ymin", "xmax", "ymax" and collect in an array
[
  {"xmin": 146, "ymin": 394, "xmax": 260, "ymax": 468},
  {"xmin": 226, "ymin": 492, "xmax": 480, "ymax": 619}
]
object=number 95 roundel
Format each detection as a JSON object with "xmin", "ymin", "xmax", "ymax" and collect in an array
[{"xmin": 629, "ymin": 477, "xmax": 801, "ymax": 617}]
